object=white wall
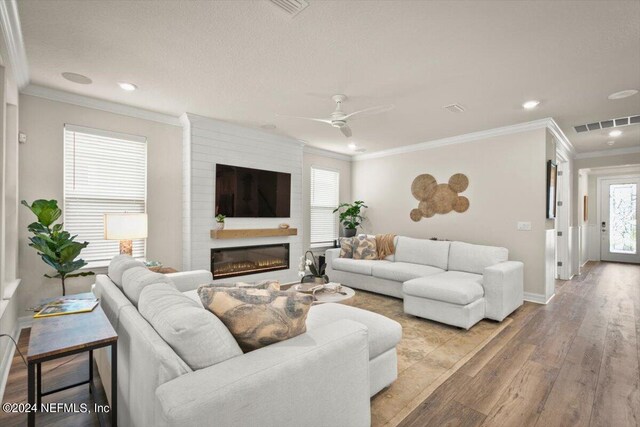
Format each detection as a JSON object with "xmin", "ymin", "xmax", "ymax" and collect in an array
[
  {"xmin": 302, "ymin": 150, "xmax": 351, "ymax": 250},
  {"xmin": 182, "ymin": 114, "xmax": 303, "ymax": 283},
  {"xmin": 352, "ymin": 127, "xmax": 550, "ymax": 298},
  {"xmin": 0, "ymin": 62, "xmax": 21, "ymax": 401},
  {"xmin": 17, "ymin": 94, "xmax": 183, "ymax": 312}
]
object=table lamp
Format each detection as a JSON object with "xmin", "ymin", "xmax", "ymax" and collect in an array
[{"xmin": 104, "ymin": 213, "xmax": 148, "ymax": 256}]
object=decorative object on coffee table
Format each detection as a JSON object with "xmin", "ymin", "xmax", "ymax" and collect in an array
[
  {"xmin": 104, "ymin": 213, "xmax": 148, "ymax": 255},
  {"xmin": 22, "ymin": 199, "xmax": 94, "ymax": 296},
  {"xmin": 291, "ymin": 283, "xmax": 355, "ymax": 304},
  {"xmin": 410, "ymin": 173, "xmax": 469, "ymax": 221},
  {"xmin": 215, "ymin": 214, "xmax": 226, "ymax": 230},
  {"xmin": 298, "ymin": 250, "xmax": 329, "ymax": 284},
  {"xmin": 333, "ymin": 200, "xmax": 367, "ymax": 237}
]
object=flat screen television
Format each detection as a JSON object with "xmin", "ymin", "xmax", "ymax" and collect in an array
[{"xmin": 215, "ymin": 164, "xmax": 291, "ymax": 218}]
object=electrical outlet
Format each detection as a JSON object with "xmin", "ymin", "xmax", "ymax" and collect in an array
[{"xmin": 517, "ymin": 221, "xmax": 532, "ymax": 231}]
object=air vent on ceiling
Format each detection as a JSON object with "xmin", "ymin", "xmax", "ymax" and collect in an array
[
  {"xmin": 268, "ymin": 0, "xmax": 309, "ymax": 17},
  {"xmin": 574, "ymin": 114, "xmax": 640, "ymax": 133},
  {"xmin": 443, "ymin": 103, "xmax": 465, "ymax": 113}
]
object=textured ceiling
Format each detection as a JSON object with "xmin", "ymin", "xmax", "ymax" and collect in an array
[{"xmin": 18, "ymin": 0, "xmax": 640, "ymax": 154}]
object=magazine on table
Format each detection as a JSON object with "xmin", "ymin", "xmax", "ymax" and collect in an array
[{"xmin": 33, "ymin": 297, "xmax": 99, "ymax": 318}]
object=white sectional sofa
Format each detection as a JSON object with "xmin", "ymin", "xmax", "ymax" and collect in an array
[
  {"xmin": 93, "ymin": 255, "xmax": 402, "ymax": 427},
  {"xmin": 326, "ymin": 236, "xmax": 524, "ymax": 329}
]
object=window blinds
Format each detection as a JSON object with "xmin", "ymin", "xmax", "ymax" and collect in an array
[
  {"xmin": 310, "ymin": 167, "xmax": 339, "ymax": 247},
  {"xmin": 64, "ymin": 124, "xmax": 147, "ymax": 264}
]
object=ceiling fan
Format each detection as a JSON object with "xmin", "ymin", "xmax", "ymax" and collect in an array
[{"xmin": 278, "ymin": 94, "xmax": 394, "ymax": 138}]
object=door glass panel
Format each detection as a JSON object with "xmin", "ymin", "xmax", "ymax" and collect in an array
[{"xmin": 609, "ymin": 183, "xmax": 637, "ymax": 254}]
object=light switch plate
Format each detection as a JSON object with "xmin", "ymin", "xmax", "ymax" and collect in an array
[{"xmin": 517, "ymin": 221, "xmax": 532, "ymax": 231}]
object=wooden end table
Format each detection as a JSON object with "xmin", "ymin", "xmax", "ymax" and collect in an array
[{"xmin": 27, "ymin": 305, "xmax": 118, "ymax": 427}]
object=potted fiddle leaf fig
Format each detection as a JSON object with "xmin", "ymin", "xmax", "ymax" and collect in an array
[
  {"xmin": 333, "ymin": 200, "xmax": 368, "ymax": 237},
  {"xmin": 22, "ymin": 199, "xmax": 94, "ymax": 296}
]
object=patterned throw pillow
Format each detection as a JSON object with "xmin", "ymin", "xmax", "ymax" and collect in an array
[
  {"xmin": 201, "ymin": 280, "xmax": 281, "ymax": 292},
  {"xmin": 339, "ymin": 237, "xmax": 355, "ymax": 258},
  {"xmin": 353, "ymin": 234, "xmax": 378, "ymax": 260},
  {"xmin": 198, "ymin": 287, "xmax": 313, "ymax": 352}
]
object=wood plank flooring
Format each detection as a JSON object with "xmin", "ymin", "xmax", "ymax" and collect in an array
[
  {"xmin": 0, "ymin": 328, "xmax": 109, "ymax": 427},
  {"xmin": 401, "ymin": 261, "xmax": 640, "ymax": 427},
  {"xmin": 1, "ymin": 261, "xmax": 638, "ymax": 427}
]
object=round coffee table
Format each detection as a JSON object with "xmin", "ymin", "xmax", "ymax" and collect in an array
[{"xmin": 291, "ymin": 283, "xmax": 355, "ymax": 304}]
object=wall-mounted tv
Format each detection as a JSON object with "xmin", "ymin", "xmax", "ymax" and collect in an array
[{"xmin": 215, "ymin": 164, "xmax": 291, "ymax": 218}]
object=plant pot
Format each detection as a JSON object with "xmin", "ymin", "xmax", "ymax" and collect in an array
[
  {"xmin": 313, "ymin": 276, "xmax": 327, "ymax": 285},
  {"xmin": 343, "ymin": 228, "xmax": 357, "ymax": 238},
  {"xmin": 216, "ymin": 222, "xmax": 225, "ymax": 230}
]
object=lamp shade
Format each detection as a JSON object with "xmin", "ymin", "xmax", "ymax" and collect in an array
[{"xmin": 104, "ymin": 213, "xmax": 148, "ymax": 240}]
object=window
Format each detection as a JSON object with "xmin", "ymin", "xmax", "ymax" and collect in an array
[
  {"xmin": 310, "ymin": 167, "xmax": 339, "ymax": 247},
  {"xmin": 64, "ymin": 124, "xmax": 147, "ymax": 266}
]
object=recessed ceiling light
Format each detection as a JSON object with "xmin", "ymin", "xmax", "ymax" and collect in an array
[
  {"xmin": 118, "ymin": 82, "xmax": 137, "ymax": 91},
  {"xmin": 606, "ymin": 140, "xmax": 615, "ymax": 146},
  {"xmin": 522, "ymin": 100, "xmax": 540, "ymax": 110},
  {"xmin": 608, "ymin": 89, "xmax": 638, "ymax": 100},
  {"xmin": 609, "ymin": 130, "xmax": 622, "ymax": 137},
  {"xmin": 61, "ymin": 72, "xmax": 92, "ymax": 84},
  {"xmin": 348, "ymin": 142, "xmax": 358, "ymax": 150}
]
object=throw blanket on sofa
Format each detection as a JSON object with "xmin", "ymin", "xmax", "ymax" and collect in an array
[{"xmin": 375, "ymin": 234, "xmax": 396, "ymax": 259}]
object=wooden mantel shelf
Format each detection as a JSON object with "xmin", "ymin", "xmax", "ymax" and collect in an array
[{"xmin": 210, "ymin": 228, "xmax": 298, "ymax": 239}]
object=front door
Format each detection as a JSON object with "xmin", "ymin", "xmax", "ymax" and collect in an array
[{"xmin": 600, "ymin": 176, "xmax": 640, "ymax": 263}]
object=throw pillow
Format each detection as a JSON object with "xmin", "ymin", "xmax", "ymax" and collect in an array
[
  {"xmin": 339, "ymin": 237, "xmax": 355, "ymax": 258},
  {"xmin": 200, "ymin": 280, "xmax": 281, "ymax": 292},
  {"xmin": 353, "ymin": 234, "xmax": 378, "ymax": 260},
  {"xmin": 198, "ymin": 286, "xmax": 313, "ymax": 352},
  {"xmin": 139, "ymin": 283, "xmax": 242, "ymax": 370}
]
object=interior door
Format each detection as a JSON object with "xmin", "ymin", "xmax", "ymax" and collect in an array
[{"xmin": 600, "ymin": 176, "xmax": 640, "ymax": 263}]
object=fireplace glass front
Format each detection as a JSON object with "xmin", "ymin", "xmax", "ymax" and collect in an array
[{"xmin": 211, "ymin": 243, "xmax": 290, "ymax": 279}]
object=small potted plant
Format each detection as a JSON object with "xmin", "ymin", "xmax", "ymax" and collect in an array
[
  {"xmin": 215, "ymin": 214, "xmax": 226, "ymax": 230},
  {"xmin": 333, "ymin": 200, "xmax": 368, "ymax": 237},
  {"xmin": 298, "ymin": 251, "xmax": 329, "ymax": 284}
]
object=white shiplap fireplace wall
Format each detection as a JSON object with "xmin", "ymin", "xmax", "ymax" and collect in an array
[{"xmin": 182, "ymin": 113, "xmax": 303, "ymax": 283}]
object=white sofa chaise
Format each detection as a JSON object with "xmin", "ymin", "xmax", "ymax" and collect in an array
[
  {"xmin": 93, "ymin": 255, "xmax": 401, "ymax": 427},
  {"xmin": 326, "ymin": 236, "xmax": 524, "ymax": 329}
]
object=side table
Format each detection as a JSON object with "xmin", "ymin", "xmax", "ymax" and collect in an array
[{"xmin": 27, "ymin": 305, "xmax": 118, "ymax": 426}]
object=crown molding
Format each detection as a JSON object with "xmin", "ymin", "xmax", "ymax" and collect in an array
[
  {"xmin": 575, "ymin": 145, "xmax": 640, "ymax": 160},
  {"xmin": 353, "ymin": 118, "xmax": 566, "ymax": 161},
  {"xmin": 21, "ymin": 84, "xmax": 181, "ymax": 126},
  {"xmin": 546, "ymin": 118, "xmax": 576, "ymax": 158},
  {"xmin": 303, "ymin": 145, "xmax": 352, "ymax": 162},
  {"xmin": 0, "ymin": 0, "xmax": 29, "ymax": 88}
]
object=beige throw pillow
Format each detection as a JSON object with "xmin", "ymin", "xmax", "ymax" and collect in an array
[
  {"xmin": 200, "ymin": 280, "xmax": 281, "ymax": 291},
  {"xmin": 198, "ymin": 286, "xmax": 313, "ymax": 352},
  {"xmin": 339, "ymin": 237, "xmax": 355, "ymax": 258},
  {"xmin": 352, "ymin": 234, "xmax": 378, "ymax": 260}
]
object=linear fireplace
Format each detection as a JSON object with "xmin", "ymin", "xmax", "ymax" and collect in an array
[{"xmin": 211, "ymin": 243, "xmax": 290, "ymax": 279}]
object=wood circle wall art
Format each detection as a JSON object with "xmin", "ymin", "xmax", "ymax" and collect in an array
[{"xmin": 410, "ymin": 173, "xmax": 469, "ymax": 221}]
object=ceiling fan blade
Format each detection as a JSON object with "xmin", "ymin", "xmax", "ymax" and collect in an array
[
  {"xmin": 340, "ymin": 125, "xmax": 352, "ymax": 138},
  {"xmin": 276, "ymin": 114, "xmax": 332, "ymax": 124},
  {"xmin": 344, "ymin": 104, "xmax": 395, "ymax": 121}
]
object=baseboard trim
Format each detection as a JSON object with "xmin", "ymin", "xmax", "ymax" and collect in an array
[
  {"xmin": 0, "ymin": 316, "xmax": 33, "ymax": 402},
  {"xmin": 524, "ymin": 292, "xmax": 555, "ymax": 305}
]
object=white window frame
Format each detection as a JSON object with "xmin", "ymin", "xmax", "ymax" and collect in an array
[
  {"xmin": 310, "ymin": 166, "xmax": 340, "ymax": 248},
  {"xmin": 63, "ymin": 124, "xmax": 148, "ymax": 268}
]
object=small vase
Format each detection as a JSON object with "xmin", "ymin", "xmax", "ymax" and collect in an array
[
  {"xmin": 216, "ymin": 222, "xmax": 225, "ymax": 230},
  {"xmin": 313, "ymin": 276, "xmax": 327, "ymax": 285}
]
